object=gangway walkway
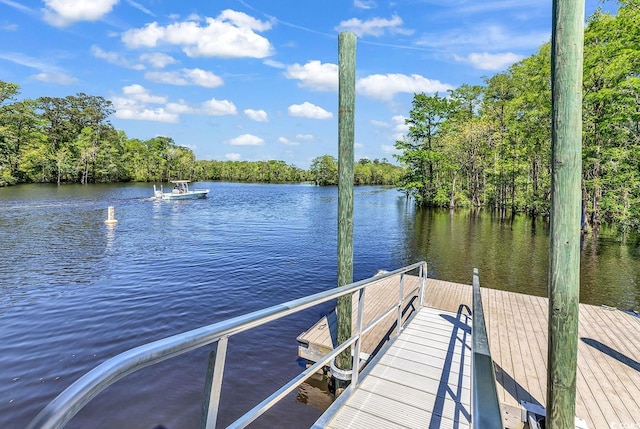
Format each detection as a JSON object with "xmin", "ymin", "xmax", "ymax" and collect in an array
[{"xmin": 313, "ymin": 306, "xmax": 472, "ymax": 429}]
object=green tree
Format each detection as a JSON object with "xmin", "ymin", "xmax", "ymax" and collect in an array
[
  {"xmin": 394, "ymin": 92, "xmax": 454, "ymax": 205},
  {"xmin": 310, "ymin": 155, "xmax": 338, "ymax": 185}
]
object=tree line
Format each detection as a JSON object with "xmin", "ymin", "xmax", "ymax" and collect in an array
[
  {"xmin": 0, "ymin": 82, "xmax": 402, "ymax": 187},
  {"xmin": 395, "ymin": 0, "xmax": 640, "ymax": 232}
]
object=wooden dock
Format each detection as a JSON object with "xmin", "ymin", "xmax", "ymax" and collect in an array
[
  {"xmin": 302, "ymin": 276, "xmax": 640, "ymax": 428},
  {"xmin": 297, "ymin": 274, "xmax": 422, "ymax": 363}
]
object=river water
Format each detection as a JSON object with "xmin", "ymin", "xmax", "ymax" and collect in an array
[{"xmin": 1, "ymin": 182, "xmax": 639, "ymax": 428}]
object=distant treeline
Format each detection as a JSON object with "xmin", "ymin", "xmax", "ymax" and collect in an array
[
  {"xmin": 198, "ymin": 157, "xmax": 403, "ymax": 186},
  {"xmin": 0, "ymin": 81, "xmax": 402, "ymax": 187}
]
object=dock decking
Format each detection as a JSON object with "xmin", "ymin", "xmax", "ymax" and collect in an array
[
  {"xmin": 314, "ymin": 306, "xmax": 472, "ymax": 429},
  {"xmin": 304, "ymin": 276, "xmax": 640, "ymax": 428}
]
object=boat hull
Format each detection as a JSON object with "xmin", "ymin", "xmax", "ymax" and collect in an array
[{"xmin": 157, "ymin": 190, "xmax": 209, "ymax": 200}]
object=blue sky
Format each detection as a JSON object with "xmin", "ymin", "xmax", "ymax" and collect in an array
[{"xmin": 0, "ymin": 0, "xmax": 616, "ymax": 169}]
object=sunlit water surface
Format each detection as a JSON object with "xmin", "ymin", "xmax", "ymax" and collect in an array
[{"xmin": 1, "ymin": 182, "xmax": 638, "ymax": 428}]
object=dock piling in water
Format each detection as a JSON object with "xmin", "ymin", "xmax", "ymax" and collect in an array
[
  {"xmin": 548, "ymin": 0, "xmax": 584, "ymax": 426},
  {"xmin": 336, "ymin": 31, "xmax": 357, "ymax": 384}
]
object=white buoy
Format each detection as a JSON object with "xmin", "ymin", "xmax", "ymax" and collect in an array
[{"xmin": 104, "ymin": 206, "xmax": 118, "ymax": 225}]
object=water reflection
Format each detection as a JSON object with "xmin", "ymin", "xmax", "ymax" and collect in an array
[
  {"xmin": 404, "ymin": 207, "xmax": 640, "ymax": 310},
  {"xmin": 1, "ymin": 183, "xmax": 639, "ymax": 429},
  {"xmin": 296, "ymin": 372, "xmax": 333, "ymax": 411}
]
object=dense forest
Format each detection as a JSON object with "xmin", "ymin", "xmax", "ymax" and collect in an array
[
  {"xmin": 0, "ymin": 82, "xmax": 402, "ymax": 187},
  {"xmin": 395, "ymin": 0, "xmax": 640, "ymax": 232}
]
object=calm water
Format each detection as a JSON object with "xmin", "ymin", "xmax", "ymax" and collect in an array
[{"xmin": 1, "ymin": 182, "xmax": 639, "ymax": 429}]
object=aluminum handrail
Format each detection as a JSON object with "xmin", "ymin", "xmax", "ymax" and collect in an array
[
  {"xmin": 27, "ymin": 261, "xmax": 427, "ymax": 429},
  {"xmin": 471, "ymin": 268, "xmax": 503, "ymax": 428}
]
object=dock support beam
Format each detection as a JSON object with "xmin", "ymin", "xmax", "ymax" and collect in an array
[
  {"xmin": 336, "ymin": 31, "xmax": 357, "ymax": 381},
  {"xmin": 547, "ymin": 0, "xmax": 584, "ymax": 427}
]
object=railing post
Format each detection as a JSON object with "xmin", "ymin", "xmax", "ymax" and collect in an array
[
  {"xmin": 200, "ymin": 337, "xmax": 229, "ymax": 429},
  {"xmin": 397, "ymin": 273, "xmax": 405, "ymax": 336},
  {"xmin": 350, "ymin": 288, "xmax": 366, "ymax": 389},
  {"xmin": 418, "ymin": 263, "xmax": 426, "ymax": 309}
]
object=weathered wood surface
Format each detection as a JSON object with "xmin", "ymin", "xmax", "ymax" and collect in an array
[
  {"xmin": 548, "ymin": 0, "xmax": 585, "ymax": 421},
  {"xmin": 425, "ymin": 279, "xmax": 640, "ymax": 429},
  {"xmin": 336, "ymin": 31, "xmax": 357, "ymax": 371},
  {"xmin": 309, "ymin": 278, "xmax": 640, "ymax": 428}
]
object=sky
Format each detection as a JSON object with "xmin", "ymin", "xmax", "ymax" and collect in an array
[{"xmin": 0, "ymin": 0, "xmax": 618, "ymax": 169}]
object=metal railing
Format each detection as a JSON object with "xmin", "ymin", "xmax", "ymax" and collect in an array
[
  {"xmin": 27, "ymin": 261, "xmax": 427, "ymax": 429},
  {"xmin": 471, "ymin": 268, "xmax": 503, "ymax": 428}
]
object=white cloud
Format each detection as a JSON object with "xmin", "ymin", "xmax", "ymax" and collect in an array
[
  {"xmin": 139, "ymin": 52, "xmax": 176, "ymax": 68},
  {"xmin": 226, "ymin": 152, "xmax": 242, "ymax": 160},
  {"xmin": 392, "ymin": 115, "xmax": 409, "ymax": 133},
  {"xmin": 381, "ymin": 144, "xmax": 399, "ymax": 154},
  {"xmin": 31, "ymin": 71, "xmax": 77, "ymax": 85},
  {"xmin": 284, "ymin": 60, "xmax": 338, "ymax": 92},
  {"xmin": 1, "ymin": 0, "xmax": 33, "ymax": 13},
  {"xmin": 279, "ymin": 137, "xmax": 298, "ymax": 146},
  {"xmin": 0, "ymin": 51, "xmax": 77, "ymax": 85},
  {"xmin": 335, "ymin": 14, "xmax": 413, "ymax": 37},
  {"xmin": 126, "ymin": 0, "xmax": 154, "ymax": 16},
  {"xmin": 202, "ymin": 98, "xmax": 237, "ymax": 116},
  {"xmin": 355, "ymin": 142, "xmax": 364, "ymax": 149},
  {"xmin": 184, "ymin": 68, "xmax": 224, "ymax": 87},
  {"xmin": 1, "ymin": 23, "xmax": 18, "ymax": 31},
  {"xmin": 166, "ymin": 101, "xmax": 193, "ymax": 114},
  {"xmin": 110, "ymin": 84, "xmax": 238, "ymax": 122},
  {"xmin": 244, "ymin": 109, "xmax": 268, "ymax": 122},
  {"xmin": 392, "ymin": 115, "xmax": 409, "ymax": 140},
  {"xmin": 455, "ymin": 52, "xmax": 524, "ymax": 71},
  {"xmin": 288, "ymin": 102, "xmax": 333, "ymax": 119},
  {"xmin": 416, "ymin": 25, "xmax": 548, "ymax": 52},
  {"xmin": 227, "ymin": 134, "xmax": 265, "ymax": 146},
  {"xmin": 91, "ymin": 45, "xmax": 144, "ymax": 70},
  {"xmin": 121, "ymin": 10, "xmax": 274, "ymax": 58},
  {"xmin": 279, "ymin": 134, "xmax": 313, "ymax": 145},
  {"xmin": 115, "ymin": 106, "xmax": 177, "ymax": 122},
  {"xmin": 143, "ymin": 68, "xmax": 223, "ymax": 88},
  {"xmin": 354, "ymin": 0, "xmax": 377, "ymax": 9},
  {"xmin": 122, "ymin": 84, "xmax": 167, "ymax": 103},
  {"xmin": 43, "ymin": 0, "xmax": 119, "ymax": 27},
  {"xmin": 371, "ymin": 119, "xmax": 390, "ymax": 128},
  {"xmin": 145, "ymin": 71, "xmax": 190, "ymax": 85},
  {"xmin": 263, "ymin": 59, "xmax": 285, "ymax": 69},
  {"xmin": 357, "ymin": 73, "xmax": 453, "ymax": 101},
  {"xmin": 111, "ymin": 84, "xmax": 178, "ymax": 122}
]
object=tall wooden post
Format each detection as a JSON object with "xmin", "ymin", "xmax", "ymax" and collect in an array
[
  {"xmin": 336, "ymin": 31, "xmax": 356, "ymax": 375},
  {"xmin": 548, "ymin": 0, "xmax": 584, "ymax": 427}
]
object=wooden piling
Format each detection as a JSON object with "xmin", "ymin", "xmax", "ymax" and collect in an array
[
  {"xmin": 548, "ymin": 0, "xmax": 584, "ymax": 427},
  {"xmin": 336, "ymin": 31, "xmax": 357, "ymax": 375}
]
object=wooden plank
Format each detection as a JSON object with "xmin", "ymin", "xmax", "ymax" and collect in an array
[
  {"xmin": 576, "ymin": 304, "xmax": 639, "ymax": 423},
  {"xmin": 526, "ymin": 289, "xmax": 611, "ymax": 429},
  {"xmin": 506, "ymin": 289, "xmax": 541, "ymax": 405},
  {"xmin": 312, "ymin": 277, "xmax": 640, "ymax": 429}
]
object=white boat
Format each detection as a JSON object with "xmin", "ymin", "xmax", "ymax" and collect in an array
[{"xmin": 153, "ymin": 180, "xmax": 210, "ymax": 200}]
